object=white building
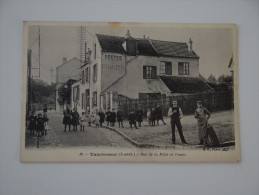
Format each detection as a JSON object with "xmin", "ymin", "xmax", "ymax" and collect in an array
[{"xmin": 71, "ymin": 31, "xmax": 212, "ymax": 114}]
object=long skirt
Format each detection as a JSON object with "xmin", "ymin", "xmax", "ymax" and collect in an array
[{"xmin": 197, "ymin": 118, "xmax": 208, "ymax": 141}]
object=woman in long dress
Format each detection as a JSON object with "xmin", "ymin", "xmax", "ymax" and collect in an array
[{"xmin": 194, "ymin": 101, "xmax": 211, "ymax": 145}]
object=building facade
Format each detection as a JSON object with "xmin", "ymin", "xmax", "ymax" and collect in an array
[
  {"xmin": 56, "ymin": 57, "xmax": 83, "ymax": 111},
  {"xmin": 71, "ymin": 31, "xmax": 212, "ymax": 114}
]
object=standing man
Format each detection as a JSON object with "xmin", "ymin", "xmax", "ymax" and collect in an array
[
  {"xmin": 168, "ymin": 100, "xmax": 188, "ymax": 144},
  {"xmin": 155, "ymin": 104, "xmax": 166, "ymax": 125},
  {"xmin": 194, "ymin": 101, "xmax": 211, "ymax": 145}
]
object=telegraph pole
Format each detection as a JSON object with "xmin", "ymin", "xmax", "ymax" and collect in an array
[{"xmin": 27, "ymin": 49, "xmax": 32, "ymax": 115}]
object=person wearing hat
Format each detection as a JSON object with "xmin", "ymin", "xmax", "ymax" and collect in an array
[
  {"xmin": 136, "ymin": 106, "xmax": 144, "ymax": 127},
  {"xmin": 168, "ymin": 100, "xmax": 188, "ymax": 144},
  {"xmin": 194, "ymin": 101, "xmax": 211, "ymax": 145},
  {"xmin": 116, "ymin": 108, "xmax": 124, "ymax": 128},
  {"xmin": 105, "ymin": 108, "xmax": 112, "ymax": 126}
]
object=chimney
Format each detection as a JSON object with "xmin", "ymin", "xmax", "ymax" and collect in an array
[
  {"xmin": 63, "ymin": 57, "xmax": 67, "ymax": 64},
  {"xmin": 188, "ymin": 38, "xmax": 193, "ymax": 52},
  {"xmin": 125, "ymin": 30, "xmax": 130, "ymax": 39}
]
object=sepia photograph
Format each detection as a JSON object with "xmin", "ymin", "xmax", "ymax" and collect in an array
[{"xmin": 20, "ymin": 22, "xmax": 239, "ymax": 162}]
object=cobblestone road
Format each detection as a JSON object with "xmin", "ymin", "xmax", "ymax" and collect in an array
[{"xmin": 25, "ymin": 112, "xmax": 134, "ymax": 149}]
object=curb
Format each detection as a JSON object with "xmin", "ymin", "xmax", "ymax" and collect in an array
[{"xmin": 102, "ymin": 125, "xmax": 235, "ymax": 149}]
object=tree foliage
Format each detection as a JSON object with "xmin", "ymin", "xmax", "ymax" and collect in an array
[
  {"xmin": 31, "ymin": 79, "xmax": 56, "ymax": 104},
  {"xmin": 207, "ymin": 74, "xmax": 217, "ymax": 83},
  {"xmin": 57, "ymin": 79, "xmax": 77, "ymax": 106},
  {"xmin": 217, "ymin": 74, "xmax": 233, "ymax": 86}
]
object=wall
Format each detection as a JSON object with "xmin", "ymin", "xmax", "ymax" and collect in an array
[
  {"xmin": 101, "ymin": 52, "xmax": 126, "ymax": 92},
  {"xmin": 104, "ymin": 55, "xmax": 199, "ymax": 99},
  {"xmin": 56, "ymin": 58, "xmax": 82, "ymax": 89}
]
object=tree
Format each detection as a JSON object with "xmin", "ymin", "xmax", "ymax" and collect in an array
[
  {"xmin": 31, "ymin": 79, "xmax": 56, "ymax": 104},
  {"xmin": 207, "ymin": 74, "xmax": 217, "ymax": 83},
  {"xmin": 218, "ymin": 74, "xmax": 233, "ymax": 86},
  {"xmin": 57, "ymin": 79, "xmax": 77, "ymax": 106}
]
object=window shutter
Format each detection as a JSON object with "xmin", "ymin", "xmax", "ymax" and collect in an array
[
  {"xmin": 152, "ymin": 66, "xmax": 157, "ymax": 78},
  {"xmin": 165, "ymin": 62, "xmax": 172, "ymax": 75},
  {"xmin": 178, "ymin": 63, "xmax": 183, "ymax": 75},
  {"xmin": 143, "ymin": 66, "xmax": 147, "ymax": 79}
]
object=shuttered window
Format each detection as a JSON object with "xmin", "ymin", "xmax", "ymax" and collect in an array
[
  {"xmin": 160, "ymin": 61, "xmax": 172, "ymax": 75},
  {"xmin": 178, "ymin": 62, "xmax": 189, "ymax": 75},
  {"xmin": 143, "ymin": 66, "xmax": 157, "ymax": 79}
]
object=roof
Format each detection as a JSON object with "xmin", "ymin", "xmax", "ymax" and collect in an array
[
  {"xmin": 56, "ymin": 57, "xmax": 84, "ymax": 69},
  {"xmin": 150, "ymin": 39, "xmax": 199, "ymax": 58},
  {"xmin": 96, "ymin": 34, "xmax": 199, "ymax": 58},
  {"xmin": 159, "ymin": 76, "xmax": 213, "ymax": 94}
]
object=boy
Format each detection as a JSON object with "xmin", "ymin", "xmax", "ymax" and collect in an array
[
  {"xmin": 117, "ymin": 108, "xmax": 124, "ymax": 128},
  {"xmin": 105, "ymin": 108, "xmax": 112, "ymax": 126},
  {"xmin": 128, "ymin": 109, "xmax": 138, "ymax": 129}
]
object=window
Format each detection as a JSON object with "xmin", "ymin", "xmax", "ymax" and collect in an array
[
  {"xmin": 160, "ymin": 61, "xmax": 172, "ymax": 75},
  {"xmin": 81, "ymin": 93, "xmax": 86, "ymax": 109},
  {"xmin": 94, "ymin": 43, "xmax": 96, "ymax": 59},
  {"xmin": 73, "ymin": 85, "xmax": 80, "ymax": 101},
  {"xmin": 143, "ymin": 66, "xmax": 157, "ymax": 79},
  {"xmin": 93, "ymin": 64, "xmax": 97, "ymax": 83},
  {"xmin": 178, "ymin": 62, "xmax": 189, "ymax": 75},
  {"xmin": 92, "ymin": 91, "xmax": 97, "ymax": 107},
  {"xmin": 82, "ymin": 70, "xmax": 85, "ymax": 84},
  {"xmin": 85, "ymin": 89, "xmax": 90, "ymax": 108},
  {"xmin": 85, "ymin": 67, "xmax": 89, "ymax": 82}
]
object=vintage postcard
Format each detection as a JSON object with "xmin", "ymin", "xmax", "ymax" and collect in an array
[{"xmin": 20, "ymin": 21, "xmax": 239, "ymax": 162}]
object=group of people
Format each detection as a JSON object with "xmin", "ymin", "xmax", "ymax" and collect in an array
[
  {"xmin": 27, "ymin": 111, "xmax": 49, "ymax": 136},
  {"xmin": 61, "ymin": 99, "xmax": 211, "ymax": 146},
  {"xmin": 62, "ymin": 107, "xmax": 106, "ymax": 132}
]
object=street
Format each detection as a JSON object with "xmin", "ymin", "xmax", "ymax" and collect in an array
[{"xmin": 25, "ymin": 112, "xmax": 135, "ymax": 149}]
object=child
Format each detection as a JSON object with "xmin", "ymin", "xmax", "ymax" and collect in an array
[
  {"xmin": 86, "ymin": 110, "xmax": 92, "ymax": 127},
  {"xmin": 110, "ymin": 108, "xmax": 116, "ymax": 126},
  {"xmin": 128, "ymin": 109, "xmax": 138, "ymax": 129},
  {"xmin": 117, "ymin": 108, "xmax": 124, "ymax": 128},
  {"xmin": 63, "ymin": 112, "xmax": 71, "ymax": 132},
  {"xmin": 146, "ymin": 108, "xmax": 151, "ymax": 126},
  {"xmin": 105, "ymin": 108, "xmax": 112, "ymax": 126},
  {"xmin": 43, "ymin": 113, "xmax": 49, "ymax": 135},
  {"xmin": 71, "ymin": 108, "xmax": 79, "ymax": 131},
  {"xmin": 150, "ymin": 108, "xmax": 157, "ymax": 126},
  {"xmin": 99, "ymin": 109, "xmax": 105, "ymax": 127},
  {"xmin": 94, "ymin": 113, "xmax": 100, "ymax": 128},
  {"xmin": 79, "ymin": 112, "xmax": 87, "ymax": 131},
  {"xmin": 27, "ymin": 111, "xmax": 37, "ymax": 135},
  {"xmin": 37, "ymin": 113, "xmax": 45, "ymax": 136}
]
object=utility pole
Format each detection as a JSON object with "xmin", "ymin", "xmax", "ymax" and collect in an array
[
  {"xmin": 38, "ymin": 25, "xmax": 41, "ymax": 77},
  {"xmin": 27, "ymin": 49, "xmax": 32, "ymax": 115}
]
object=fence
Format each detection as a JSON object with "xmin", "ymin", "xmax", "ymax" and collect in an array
[{"xmin": 117, "ymin": 91, "xmax": 234, "ymax": 117}]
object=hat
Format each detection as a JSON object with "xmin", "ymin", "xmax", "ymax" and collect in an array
[{"xmin": 197, "ymin": 101, "xmax": 202, "ymax": 104}]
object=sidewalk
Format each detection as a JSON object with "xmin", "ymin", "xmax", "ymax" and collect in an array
[{"xmin": 102, "ymin": 110, "xmax": 235, "ymax": 149}]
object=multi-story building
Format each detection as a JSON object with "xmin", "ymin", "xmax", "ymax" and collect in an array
[
  {"xmin": 71, "ymin": 31, "xmax": 212, "ymax": 114},
  {"xmin": 56, "ymin": 57, "xmax": 83, "ymax": 111}
]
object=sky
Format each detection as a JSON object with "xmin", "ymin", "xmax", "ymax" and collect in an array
[{"xmin": 28, "ymin": 23, "xmax": 234, "ymax": 84}]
